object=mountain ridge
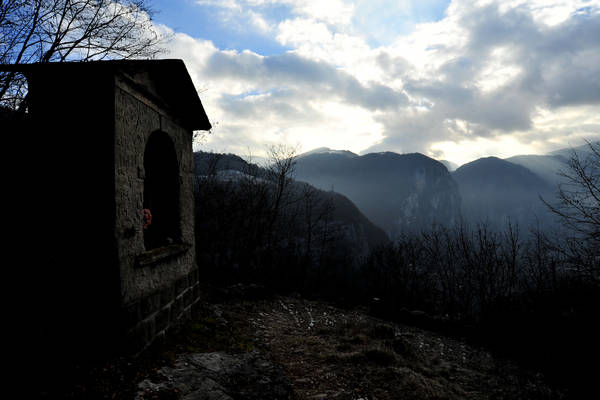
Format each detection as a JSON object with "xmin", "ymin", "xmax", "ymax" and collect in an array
[
  {"xmin": 295, "ymin": 144, "xmax": 592, "ymax": 232},
  {"xmin": 295, "ymin": 150, "xmax": 461, "ymax": 238},
  {"xmin": 452, "ymin": 156, "xmax": 555, "ymax": 228}
]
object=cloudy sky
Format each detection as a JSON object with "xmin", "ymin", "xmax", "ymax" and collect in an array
[{"xmin": 150, "ymin": 0, "xmax": 600, "ymax": 166}]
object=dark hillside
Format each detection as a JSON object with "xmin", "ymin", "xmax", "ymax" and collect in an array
[
  {"xmin": 194, "ymin": 151, "xmax": 388, "ymax": 254},
  {"xmin": 193, "ymin": 151, "xmax": 388, "ymax": 293},
  {"xmin": 194, "ymin": 151, "xmax": 261, "ymax": 176},
  {"xmin": 326, "ymin": 189, "xmax": 390, "ymax": 254}
]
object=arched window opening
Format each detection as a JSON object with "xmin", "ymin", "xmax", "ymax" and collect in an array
[
  {"xmin": 143, "ymin": 131, "xmax": 181, "ymax": 250},
  {"xmin": 0, "ymin": 71, "xmax": 29, "ymax": 114}
]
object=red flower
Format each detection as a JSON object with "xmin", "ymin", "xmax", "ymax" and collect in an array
[{"xmin": 142, "ymin": 208, "xmax": 152, "ymax": 229}]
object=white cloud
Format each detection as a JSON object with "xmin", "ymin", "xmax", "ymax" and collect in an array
[
  {"xmin": 248, "ymin": 10, "xmax": 272, "ymax": 32},
  {"xmin": 171, "ymin": 0, "xmax": 600, "ymax": 163},
  {"xmin": 195, "ymin": 0, "xmax": 355, "ymax": 28},
  {"xmin": 430, "ymin": 136, "xmax": 541, "ymax": 166},
  {"xmin": 276, "ymin": 18, "xmax": 333, "ymax": 46},
  {"xmin": 276, "ymin": 18, "xmax": 381, "ymax": 83},
  {"xmin": 496, "ymin": 0, "xmax": 595, "ymax": 26},
  {"xmin": 285, "ymin": 0, "xmax": 355, "ymax": 26},
  {"xmin": 195, "ymin": 0, "xmax": 242, "ymax": 10},
  {"xmin": 476, "ymin": 46, "xmax": 522, "ymax": 92}
]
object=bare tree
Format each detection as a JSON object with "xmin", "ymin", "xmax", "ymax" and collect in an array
[
  {"xmin": 1, "ymin": 0, "xmax": 163, "ymax": 108},
  {"xmin": 541, "ymin": 141, "xmax": 600, "ymax": 282},
  {"xmin": 264, "ymin": 143, "xmax": 300, "ymax": 241},
  {"xmin": 543, "ymin": 141, "xmax": 600, "ymax": 245}
]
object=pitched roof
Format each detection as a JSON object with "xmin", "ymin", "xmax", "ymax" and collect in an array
[{"xmin": 0, "ymin": 59, "xmax": 211, "ymax": 131}]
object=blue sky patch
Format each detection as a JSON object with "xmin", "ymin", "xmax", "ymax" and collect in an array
[
  {"xmin": 150, "ymin": 0, "xmax": 451, "ymax": 52},
  {"xmin": 150, "ymin": 0, "xmax": 291, "ymax": 55}
]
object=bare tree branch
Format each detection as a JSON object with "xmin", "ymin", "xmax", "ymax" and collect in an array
[
  {"xmin": 1, "ymin": 0, "xmax": 164, "ymax": 108},
  {"xmin": 542, "ymin": 140, "xmax": 600, "ymax": 244}
]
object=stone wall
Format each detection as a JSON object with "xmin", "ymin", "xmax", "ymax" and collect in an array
[
  {"xmin": 3, "ymin": 60, "xmax": 209, "ymax": 361},
  {"xmin": 122, "ymin": 267, "xmax": 201, "ymax": 352},
  {"xmin": 113, "ymin": 72, "xmax": 200, "ymax": 354}
]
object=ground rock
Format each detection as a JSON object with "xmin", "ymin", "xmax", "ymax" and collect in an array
[{"xmin": 136, "ymin": 351, "xmax": 292, "ymax": 400}]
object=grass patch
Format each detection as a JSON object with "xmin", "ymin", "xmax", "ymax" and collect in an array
[
  {"xmin": 369, "ymin": 324, "xmax": 396, "ymax": 340},
  {"xmin": 173, "ymin": 304, "xmax": 253, "ymax": 354},
  {"xmin": 364, "ymin": 347, "xmax": 397, "ymax": 366}
]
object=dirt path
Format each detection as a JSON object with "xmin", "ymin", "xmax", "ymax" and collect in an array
[
  {"xmin": 170, "ymin": 290, "xmax": 559, "ymax": 400},
  {"xmin": 131, "ymin": 287, "xmax": 564, "ymax": 400},
  {"xmin": 243, "ymin": 295, "xmax": 560, "ymax": 400}
]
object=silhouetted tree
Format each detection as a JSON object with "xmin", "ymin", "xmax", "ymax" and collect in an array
[
  {"xmin": 542, "ymin": 141, "xmax": 600, "ymax": 281},
  {"xmin": 543, "ymin": 141, "xmax": 600, "ymax": 243},
  {"xmin": 0, "ymin": 0, "xmax": 162, "ymax": 109},
  {"xmin": 264, "ymin": 144, "xmax": 299, "ymax": 242}
]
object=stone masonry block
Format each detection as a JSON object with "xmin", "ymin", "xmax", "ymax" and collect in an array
[
  {"xmin": 175, "ymin": 275, "xmax": 189, "ymax": 295},
  {"xmin": 155, "ymin": 305, "xmax": 171, "ymax": 333},
  {"xmin": 141, "ymin": 290, "xmax": 161, "ymax": 319}
]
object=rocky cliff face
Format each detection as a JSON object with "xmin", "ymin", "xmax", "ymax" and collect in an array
[{"xmin": 295, "ymin": 149, "xmax": 462, "ymax": 238}]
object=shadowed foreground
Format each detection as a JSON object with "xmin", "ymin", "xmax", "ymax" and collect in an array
[{"xmin": 134, "ymin": 286, "xmax": 561, "ymax": 400}]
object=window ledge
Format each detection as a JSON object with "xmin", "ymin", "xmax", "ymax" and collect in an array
[{"xmin": 136, "ymin": 243, "xmax": 191, "ymax": 267}]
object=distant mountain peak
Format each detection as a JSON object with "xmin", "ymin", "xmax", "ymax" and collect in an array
[
  {"xmin": 300, "ymin": 147, "xmax": 359, "ymax": 158},
  {"xmin": 452, "ymin": 154, "xmax": 555, "ymax": 229}
]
